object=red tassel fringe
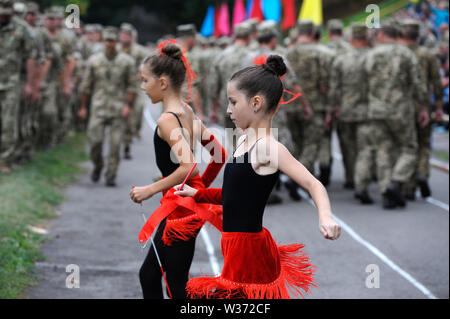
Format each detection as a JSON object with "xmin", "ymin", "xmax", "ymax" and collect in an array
[
  {"xmin": 162, "ymin": 214, "xmax": 205, "ymax": 246},
  {"xmin": 186, "ymin": 243, "xmax": 317, "ymax": 299}
]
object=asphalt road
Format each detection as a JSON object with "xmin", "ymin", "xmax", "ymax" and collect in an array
[{"xmin": 26, "ymin": 102, "xmax": 449, "ymax": 299}]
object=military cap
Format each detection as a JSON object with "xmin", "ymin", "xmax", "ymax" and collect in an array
[
  {"xmin": 0, "ymin": 0, "xmax": 14, "ymax": 15},
  {"xmin": 176, "ymin": 24, "xmax": 197, "ymax": 37},
  {"xmin": 289, "ymin": 27, "xmax": 299, "ymax": 40},
  {"xmin": 257, "ymin": 20, "xmax": 279, "ymax": 38},
  {"xmin": 120, "ymin": 22, "xmax": 136, "ymax": 36},
  {"xmin": 207, "ymin": 36, "xmax": 217, "ymax": 46},
  {"xmin": 246, "ymin": 18, "xmax": 259, "ymax": 32},
  {"xmin": 93, "ymin": 24, "xmax": 103, "ymax": 33},
  {"xmin": 45, "ymin": 6, "xmax": 64, "ymax": 19},
  {"xmin": 26, "ymin": 2, "xmax": 39, "ymax": 14},
  {"xmin": 85, "ymin": 24, "xmax": 96, "ymax": 33},
  {"xmin": 400, "ymin": 18, "xmax": 420, "ymax": 33},
  {"xmin": 327, "ymin": 19, "xmax": 344, "ymax": 31},
  {"xmin": 217, "ymin": 36, "xmax": 232, "ymax": 47},
  {"xmin": 351, "ymin": 22, "xmax": 367, "ymax": 38},
  {"xmin": 102, "ymin": 26, "xmax": 119, "ymax": 41},
  {"xmin": 196, "ymin": 33, "xmax": 207, "ymax": 46},
  {"xmin": 380, "ymin": 18, "xmax": 398, "ymax": 36},
  {"xmin": 297, "ymin": 19, "xmax": 314, "ymax": 34},
  {"xmin": 13, "ymin": 1, "xmax": 26, "ymax": 14},
  {"xmin": 234, "ymin": 21, "xmax": 252, "ymax": 37}
]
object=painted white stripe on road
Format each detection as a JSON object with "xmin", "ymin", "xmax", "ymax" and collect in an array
[
  {"xmin": 143, "ymin": 104, "xmax": 220, "ymax": 276},
  {"xmin": 295, "ymin": 187, "xmax": 437, "ymax": 299}
]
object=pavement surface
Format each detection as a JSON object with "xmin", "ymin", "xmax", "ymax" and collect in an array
[{"xmin": 26, "ymin": 101, "xmax": 449, "ymax": 299}]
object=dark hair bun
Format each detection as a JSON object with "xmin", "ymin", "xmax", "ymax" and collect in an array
[
  {"xmin": 162, "ymin": 43, "xmax": 183, "ymax": 60},
  {"xmin": 263, "ymin": 55, "xmax": 287, "ymax": 77}
]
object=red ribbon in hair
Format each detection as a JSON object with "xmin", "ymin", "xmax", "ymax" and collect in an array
[
  {"xmin": 157, "ymin": 39, "xmax": 197, "ymax": 104},
  {"xmin": 252, "ymin": 54, "xmax": 302, "ymax": 117}
]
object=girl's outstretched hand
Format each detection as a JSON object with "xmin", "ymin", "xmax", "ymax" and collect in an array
[
  {"xmin": 173, "ymin": 184, "xmax": 198, "ymax": 197},
  {"xmin": 319, "ymin": 216, "xmax": 341, "ymax": 240},
  {"xmin": 130, "ymin": 185, "xmax": 154, "ymax": 204}
]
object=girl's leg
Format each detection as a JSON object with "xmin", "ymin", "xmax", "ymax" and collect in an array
[
  {"xmin": 139, "ymin": 222, "xmax": 165, "ymax": 299},
  {"xmin": 164, "ymin": 232, "xmax": 198, "ymax": 299}
]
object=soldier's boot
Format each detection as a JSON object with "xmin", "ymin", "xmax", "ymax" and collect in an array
[
  {"xmin": 284, "ymin": 178, "xmax": 302, "ymax": 201},
  {"xmin": 124, "ymin": 145, "xmax": 132, "ymax": 160},
  {"xmin": 354, "ymin": 190, "xmax": 374, "ymax": 205},
  {"xmin": 105, "ymin": 179, "xmax": 117, "ymax": 187},
  {"xmin": 417, "ymin": 178, "xmax": 431, "ymax": 198},
  {"xmin": 319, "ymin": 164, "xmax": 331, "ymax": 187},
  {"xmin": 343, "ymin": 181, "xmax": 355, "ymax": 190},
  {"xmin": 385, "ymin": 181, "xmax": 406, "ymax": 208},
  {"xmin": 382, "ymin": 193, "xmax": 397, "ymax": 209},
  {"xmin": 91, "ymin": 166, "xmax": 102, "ymax": 183}
]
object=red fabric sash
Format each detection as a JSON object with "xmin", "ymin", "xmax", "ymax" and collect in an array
[{"xmin": 138, "ymin": 175, "xmax": 223, "ymax": 244}]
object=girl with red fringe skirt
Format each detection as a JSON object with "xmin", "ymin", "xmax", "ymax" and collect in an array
[
  {"xmin": 174, "ymin": 55, "xmax": 341, "ymax": 299},
  {"xmin": 130, "ymin": 41, "xmax": 227, "ymax": 299}
]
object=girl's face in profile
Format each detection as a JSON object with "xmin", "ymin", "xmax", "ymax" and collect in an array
[
  {"xmin": 141, "ymin": 66, "xmax": 163, "ymax": 104},
  {"xmin": 226, "ymin": 80, "xmax": 255, "ymax": 130}
]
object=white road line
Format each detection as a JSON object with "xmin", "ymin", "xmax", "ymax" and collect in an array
[
  {"xmin": 143, "ymin": 105, "xmax": 220, "ymax": 276},
  {"xmin": 332, "ymin": 151, "xmax": 449, "ymax": 213},
  {"xmin": 295, "ymin": 187, "xmax": 437, "ymax": 299}
]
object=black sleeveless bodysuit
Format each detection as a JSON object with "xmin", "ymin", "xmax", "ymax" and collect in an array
[
  {"xmin": 153, "ymin": 112, "xmax": 192, "ymax": 177},
  {"xmin": 221, "ymin": 138, "xmax": 280, "ymax": 233}
]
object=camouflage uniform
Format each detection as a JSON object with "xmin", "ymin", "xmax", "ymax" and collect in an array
[
  {"xmin": 118, "ymin": 23, "xmax": 148, "ymax": 153},
  {"xmin": 286, "ymin": 20, "xmax": 331, "ymax": 175},
  {"xmin": 322, "ymin": 19, "xmax": 353, "ymax": 182},
  {"xmin": 16, "ymin": 14, "xmax": 40, "ymax": 161},
  {"xmin": 401, "ymin": 21, "xmax": 444, "ymax": 197},
  {"xmin": 80, "ymin": 27, "xmax": 136, "ymax": 182},
  {"xmin": 365, "ymin": 38, "xmax": 428, "ymax": 195},
  {"xmin": 329, "ymin": 42, "xmax": 373, "ymax": 193},
  {"xmin": 197, "ymin": 37, "xmax": 221, "ymax": 118},
  {"xmin": 0, "ymin": 1, "xmax": 33, "ymax": 169}
]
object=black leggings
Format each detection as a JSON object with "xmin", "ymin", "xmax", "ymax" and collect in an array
[{"xmin": 139, "ymin": 219, "xmax": 198, "ymax": 299}]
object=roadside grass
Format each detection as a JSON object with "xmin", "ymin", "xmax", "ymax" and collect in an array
[{"xmin": 0, "ymin": 133, "xmax": 87, "ymax": 298}]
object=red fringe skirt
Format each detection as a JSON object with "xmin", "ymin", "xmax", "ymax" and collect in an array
[
  {"xmin": 186, "ymin": 228, "xmax": 317, "ymax": 299},
  {"xmin": 138, "ymin": 174, "xmax": 223, "ymax": 246}
]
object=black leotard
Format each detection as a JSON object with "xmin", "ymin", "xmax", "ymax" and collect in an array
[
  {"xmin": 222, "ymin": 137, "xmax": 280, "ymax": 233},
  {"xmin": 153, "ymin": 112, "xmax": 193, "ymax": 177}
]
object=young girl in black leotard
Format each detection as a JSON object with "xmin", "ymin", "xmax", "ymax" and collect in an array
[
  {"xmin": 129, "ymin": 41, "xmax": 226, "ymax": 299},
  {"xmin": 174, "ymin": 55, "xmax": 341, "ymax": 299}
]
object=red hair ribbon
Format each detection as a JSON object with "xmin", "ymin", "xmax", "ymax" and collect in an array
[{"xmin": 158, "ymin": 39, "xmax": 197, "ymax": 104}]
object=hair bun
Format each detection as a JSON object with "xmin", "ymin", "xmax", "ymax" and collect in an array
[
  {"xmin": 162, "ymin": 43, "xmax": 183, "ymax": 60},
  {"xmin": 263, "ymin": 55, "xmax": 287, "ymax": 77}
]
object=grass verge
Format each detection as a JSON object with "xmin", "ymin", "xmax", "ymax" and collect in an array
[{"xmin": 0, "ymin": 133, "xmax": 88, "ymax": 298}]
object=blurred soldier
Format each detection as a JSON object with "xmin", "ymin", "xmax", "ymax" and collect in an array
[
  {"xmin": 79, "ymin": 26, "xmax": 136, "ymax": 186},
  {"xmin": 365, "ymin": 19, "xmax": 428, "ymax": 209},
  {"xmin": 90, "ymin": 24, "xmax": 105, "ymax": 54},
  {"xmin": 197, "ymin": 36, "xmax": 221, "ymax": 121},
  {"xmin": 0, "ymin": 0, "xmax": 34, "ymax": 173},
  {"xmin": 14, "ymin": 1, "xmax": 42, "ymax": 163},
  {"xmin": 176, "ymin": 24, "xmax": 204, "ymax": 120},
  {"xmin": 399, "ymin": 19, "xmax": 445, "ymax": 200},
  {"xmin": 246, "ymin": 18, "xmax": 260, "ymax": 51},
  {"xmin": 286, "ymin": 20, "xmax": 330, "ymax": 184},
  {"xmin": 118, "ymin": 22, "xmax": 148, "ymax": 159},
  {"xmin": 329, "ymin": 23, "xmax": 375, "ymax": 204},
  {"xmin": 320, "ymin": 19, "xmax": 354, "ymax": 187},
  {"xmin": 45, "ymin": 6, "xmax": 76, "ymax": 142},
  {"xmin": 41, "ymin": 9, "xmax": 65, "ymax": 149},
  {"xmin": 208, "ymin": 22, "xmax": 251, "ymax": 154}
]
